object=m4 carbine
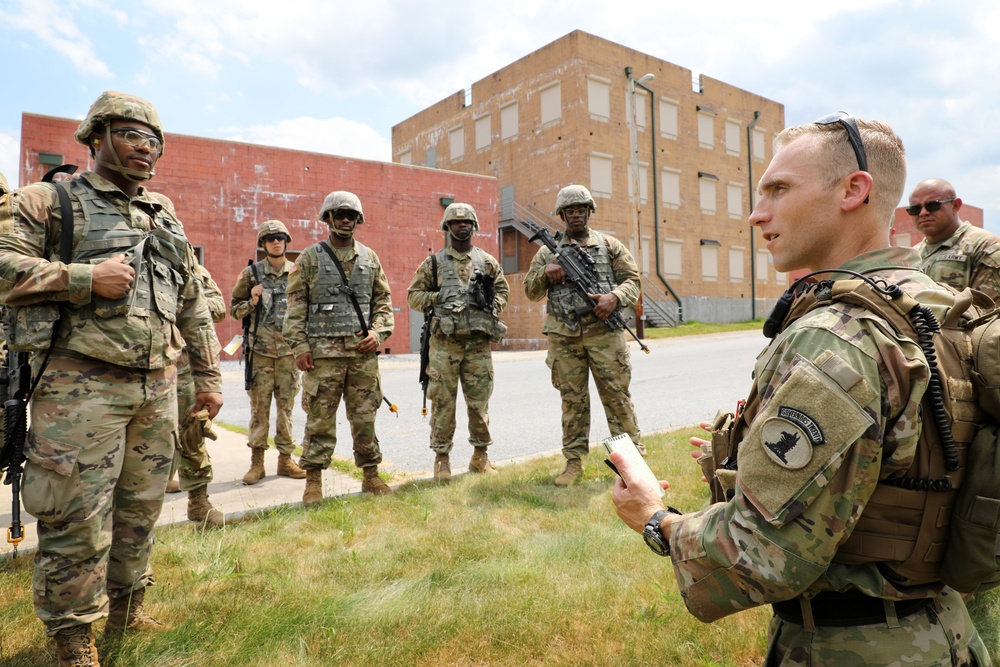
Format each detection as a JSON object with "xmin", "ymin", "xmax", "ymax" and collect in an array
[{"xmin": 529, "ymin": 228, "xmax": 649, "ymax": 354}]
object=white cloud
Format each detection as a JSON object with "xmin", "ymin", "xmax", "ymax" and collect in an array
[
  {"xmin": 0, "ymin": 0, "xmax": 114, "ymax": 78},
  {"xmin": 221, "ymin": 116, "xmax": 392, "ymax": 162},
  {"xmin": 0, "ymin": 132, "xmax": 21, "ymax": 189}
]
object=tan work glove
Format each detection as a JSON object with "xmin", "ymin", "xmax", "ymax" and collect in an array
[{"xmin": 180, "ymin": 408, "xmax": 218, "ymax": 456}]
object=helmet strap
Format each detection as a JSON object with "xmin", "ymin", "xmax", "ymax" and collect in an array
[{"xmin": 95, "ymin": 126, "xmax": 155, "ymax": 183}]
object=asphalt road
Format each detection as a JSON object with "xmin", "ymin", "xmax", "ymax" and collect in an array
[{"xmin": 216, "ymin": 329, "xmax": 767, "ymax": 473}]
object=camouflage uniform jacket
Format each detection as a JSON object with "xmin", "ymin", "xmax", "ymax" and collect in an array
[
  {"xmin": 283, "ymin": 237, "xmax": 393, "ymax": 359},
  {"xmin": 407, "ymin": 246, "xmax": 509, "ymax": 327},
  {"xmin": 195, "ymin": 263, "xmax": 227, "ymax": 324},
  {"xmin": 0, "ymin": 171, "xmax": 221, "ymax": 393},
  {"xmin": 914, "ymin": 221, "xmax": 1000, "ymax": 296},
  {"xmin": 669, "ymin": 247, "xmax": 954, "ymax": 622},
  {"xmin": 230, "ymin": 258, "xmax": 295, "ymax": 358},
  {"xmin": 523, "ymin": 230, "xmax": 640, "ymax": 337}
]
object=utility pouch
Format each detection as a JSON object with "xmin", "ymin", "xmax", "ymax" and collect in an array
[
  {"xmin": 940, "ymin": 423, "xmax": 1000, "ymax": 593},
  {"xmin": 489, "ymin": 319, "xmax": 508, "ymax": 344},
  {"xmin": 707, "ymin": 409, "xmax": 739, "ymax": 504},
  {"xmin": 5, "ymin": 304, "xmax": 61, "ymax": 353}
]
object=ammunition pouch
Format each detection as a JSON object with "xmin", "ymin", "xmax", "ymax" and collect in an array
[{"xmin": 5, "ymin": 304, "xmax": 61, "ymax": 353}]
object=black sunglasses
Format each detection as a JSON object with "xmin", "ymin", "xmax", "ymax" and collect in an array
[
  {"xmin": 905, "ymin": 199, "xmax": 955, "ymax": 217},
  {"xmin": 330, "ymin": 210, "xmax": 360, "ymax": 223},
  {"xmin": 261, "ymin": 234, "xmax": 287, "ymax": 243},
  {"xmin": 814, "ymin": 111, "xmax": 869, "ymax": 203}
]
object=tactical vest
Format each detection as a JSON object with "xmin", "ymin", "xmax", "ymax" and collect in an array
[
  {"xmin": 433, "ymin": 248, "xmax": 501, "ymax": 338},
  {"xmin": 708, "ymin": 278, "xmax": 983, "ymax": 588},
  {"xmin": 306, "ymin": 241, "xmax": 373, "ymax": 338},
  {"xmin": 547, "ymin": 232, "xmax": 613, "ymax": 331},
  {"xmin": 251, "ymin": 260, "xmax": 289, "ymax": 327},
  {"xmin": 67, "ymin": 178, "xmax": 188, "ymax": 323}
]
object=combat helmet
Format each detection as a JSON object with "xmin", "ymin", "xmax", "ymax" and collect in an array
[
  {"xmin": 74, "ymin": 91, "xmax": 164, "ymax": 182},
  {"xmin": 553, "ymin": 184, "xmax": 597, "ymax": 217},
  {"xmin": 439, "ymin": 202, "xmax": 479, "ymax": 231},
  {"xmin": 319, "ymin": 191, "xmax": 365, "ymax": 225},
  {"xmin": 257, "ymin": 220, "xmax": 292, "ymax": 247}
]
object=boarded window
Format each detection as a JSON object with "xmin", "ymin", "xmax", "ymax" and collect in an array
[
  {"xmin": 475, "ymin": 115, "xmax": 491, "ymax": 151},
  {"xmin": 664, "ymin": 239, "xmax": 682, "ymax": 278},
  {"xmin": 753, "ymin": 127, "xmax": 766, "ymax": 162},
  {"xmin": 756, "ymin": 249, "xmax": 769, "ymax": 282},
  {"xmin": 698, "ymin": 111, "xmax": 714, "ymax": 149},
  {"xmin": 398, "ymin": 151, "xmax": 412, "ymax": 165},
  {"xmin": 699, "ymin": 177, "xmax": 717, "ymax": 214},
  {"xmin": 638, "ymin": 163, "xmax": 648, "ymax": 204},
  {"xmin": 729, "ymin": 247, "xmax": 745, "ymax": 281},
  {"xmin": 660, "ymin": 98, "xmax": 679, "ymax": 139},
  {"xmin": 449, "ymin": 126, "xmax": 464, "ymax": 161},
  {"xmin": 426, "ymin": 147, "xmax": 436, "ymax": 168},
  {"xmin": 725, "ymin": 120, "xmax": 740, "ymax": 156},
  {"xmin": 588, "ymin": 77, "xmax": 611, "ymax": 121},
  {"xmin": 727, "ymin": 183, "xmax": 743, "ymax": 219},
  {"xmin": 590, "ymin": 153, "xmax": 613, "ymax": 197},
  {"xmin": 540, "ymin": 83, "xmax": 561, "ymax": 126},
  {"xmin": 501, "ymin": 102, "xmax": 518, "ymax": 140},
  {"xmin": 662, "ymin": 169, "xmax": 680, "ymax": 208},
  {"xmin": 701, "ymin": 245, "xmax": 718, "ymax": 280},
  {"xmin": 635, "ymin": 90, "xmax": 647, "ymax": 130}
]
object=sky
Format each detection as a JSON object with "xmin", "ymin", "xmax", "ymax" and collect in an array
[{"xmin": 2, "ymin": 0, "xmax": 998, "ymax": 232}]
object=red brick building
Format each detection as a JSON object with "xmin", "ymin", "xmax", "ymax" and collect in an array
[
  {"xmin": 393, "ymin": 30, "xmax": 786, "ymax": 346},
  {"xmin": 18, "ymin": 112, "xmax": 498, "ymax": 354}
]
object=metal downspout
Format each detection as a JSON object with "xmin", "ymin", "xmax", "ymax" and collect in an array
[
  {"xmin": 747, "ymin": 110, "xmax": 761, "ymax": 320},
  {"xmin": 634, "ymin": 78, "xmax": 684, "ymax": 323}
]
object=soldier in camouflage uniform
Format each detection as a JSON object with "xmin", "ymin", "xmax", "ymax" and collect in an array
[
  {"xmin": 909, "ymin": 178, "xmax": 1000, "ymax": 297},
  {"xmin": 230, "ymin": 220, "xmax": 305, "ymax": 486},
  {"xmin": 0, "ymin": 173, "xmax": 7, "ymax": 360},
  {"xmin": 0, "ymin": 91, "xmax": 223, "ymax": 666},
  {"xmin": 407, "ymin": 203, "xmax": 509, "ymax": 481},
  {"xmin": 524, "ymin": 185, "xmax": 643, "ymax": 487},
  {"xmin": 165, "ymin": 262, "xmax": 228, "ymax": 529},
  {"xmin": 612, "ymin": 115, "xmax": 989, "ymax": 666},
  {"xmin": 283, "ymin": 191, "xmax": 394, "ymax": 503}
]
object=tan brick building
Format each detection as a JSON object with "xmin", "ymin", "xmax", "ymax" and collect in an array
[{"xmin": 392, "ymin": 30, "xmax": 786, "ymax": 349}]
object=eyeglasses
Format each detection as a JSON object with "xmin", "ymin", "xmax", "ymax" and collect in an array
[
  {"xmin": 905, "ymin": 199, "xmax": 955, "ymax": 217},
  {"xmin": 562, "ymin": 205, "xmax": 590, "ymax": 217},
  {"xmin": 110, "ymin": 128, "xmax": 163, "ymax": 154},
  {"xmin": 261, "ymin": 234, "xmax": 287, "ymax": 243},
  {"xmin": 330, "ymin": 210, "xmax": 360, "ymax": 223}
]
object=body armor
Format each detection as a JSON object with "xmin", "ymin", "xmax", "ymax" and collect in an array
[
  {"xmin": 708, "ymin": 279, "xmax": 981, "ymax": 587},
  {"xmin": 547, "ymin": 232, "xmax": 613, "ymax": 331},
  {"xmin": 433, "ymin": 248, "xmax": 502, "ymax": 339},
  {"xmin": 306, "ymin": 242, "xmax": 373, "ymax": 338},
  {"xmin": 250, "ymin": 260, "xmax": 289, "ymax": 329}
]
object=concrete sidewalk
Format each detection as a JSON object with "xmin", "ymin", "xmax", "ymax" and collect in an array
[{"xmin": 0, "ymin": 422, "xmax": 435, "ymax": 558}]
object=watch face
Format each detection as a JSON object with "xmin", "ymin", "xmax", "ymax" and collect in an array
[{"xmin": 643, "ymin": 526, "xmax": 669, "ymax": 556}]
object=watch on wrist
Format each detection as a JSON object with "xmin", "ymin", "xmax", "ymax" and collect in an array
[{"xmin": 642, "ymin": 506, "xmax": 682, "ymax": 557}]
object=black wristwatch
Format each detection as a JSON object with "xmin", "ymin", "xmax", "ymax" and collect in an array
[{"xmin": 642, "ymin": 507, "xmax": 682, "ymax": 557}]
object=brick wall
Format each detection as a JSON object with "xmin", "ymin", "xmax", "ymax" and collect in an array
[{"xmin": 19, "ymin": 113, "xmax": 498, "ymax": 354}]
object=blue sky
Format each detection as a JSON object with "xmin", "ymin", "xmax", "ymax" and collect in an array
[{"xmin": 2, "ymin": 0, "xmax": 998, "ymax": 232}]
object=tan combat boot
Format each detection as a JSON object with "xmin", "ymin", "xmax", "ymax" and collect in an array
[
  {"xmin": 105, "ymin": 588, "xmax": 166, "ymax": 636},
  {"xmin": 434, "ymin": 453, "xmax": 451, "ymax": 481},
  {"xmin": 242, "ymin": 448, "xmax": 267, "ymax": 485},
  {"xmin": 187, "ymin": 486, "xmax": 224, "ymax": 529},
  {"xmin": 303, "ymin": 468, "xmax": 324, "ymax": 505},
  {"xmin": 554, "ymin": 458, "xmax": 583, "ymax": 487},
  {"xmin": 361, "ymin": 466, "xmax": 393, "ymax": 496},
  {"xmin": 54, "ymin": 624, "xmax": 99, "ymax": 666},
  {"xmin": 277, "ymin": 453, "xmax": 307, "ymax": 479},
  {"xmin": 468, "ymin": 447, "xmax": 497, "ymax": 474},
  {"xmin": 165, "ymin": 475, "xmax": 181, "ymax": 494}
]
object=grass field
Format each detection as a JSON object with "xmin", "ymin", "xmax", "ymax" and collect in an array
[{"xmin": 1, "ymin": 426, "xmax": 996, "ymax": 666}]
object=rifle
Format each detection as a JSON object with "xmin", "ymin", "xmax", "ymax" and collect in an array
[
  {"xmin": 242, "ymin": 260, "xmax": 262, "ymax": 391},
  {"xmin": 1, "ymin": 345, "xmax": 31, "ymax": 558},
  {"xmin": 529, "ymin": 228, "xmax": 649, "ymax": 354},
  {"xmin": 418, "ymin": 255, "xmax": 438, "ymax": 418}
]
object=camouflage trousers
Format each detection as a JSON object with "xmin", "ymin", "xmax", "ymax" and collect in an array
[
  {"xmin": 298, "ymin": 355, "xmax": 383, "ymax": 470},
  {"xmin": 22, "ymin": 356, "xmax": 176, "ymax": 635},
  {"xmin": 764, "ymin": 587, "xmax": 990, "ymax": 666},
  {"xmin": 169, "ymin": 350, "xmax": 212, "ymax": 492},
  {"xmin": 247, "ymin": 353, "xmax": 300, "ymax": 455},
  {"xmin": 545, "ymin": 330, "xmax": 640, "ymax": 460},
  {"xmin": 427, "ymin": 332, "xmax": 494, "ymax": 454}
]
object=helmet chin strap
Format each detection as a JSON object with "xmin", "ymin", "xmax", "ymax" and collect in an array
[
  {"xmin": 329, "ymin": 219, "xmax": 357, "ymax": 238},
  {"xmin": 95, "ymin": 126, "xmax": 155, "ymax": 183}
]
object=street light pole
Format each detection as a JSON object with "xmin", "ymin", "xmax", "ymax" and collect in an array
[{"xmin": 626, "ymin": 66, "xmax": 654, "ymax": 337}]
